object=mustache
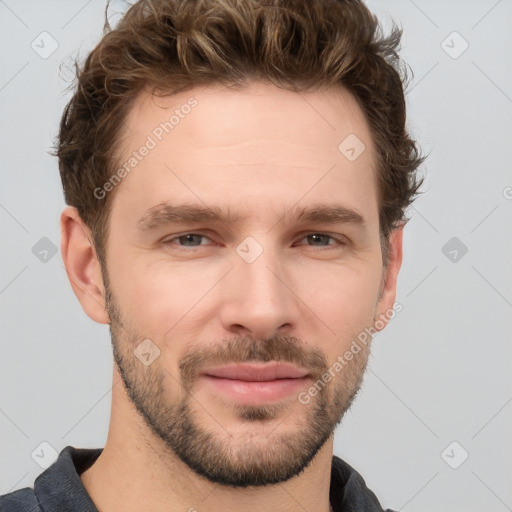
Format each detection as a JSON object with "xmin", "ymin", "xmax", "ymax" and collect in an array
[{"xmin": 179, "ymin": 334, "xmax": 328, "ymax": 391}]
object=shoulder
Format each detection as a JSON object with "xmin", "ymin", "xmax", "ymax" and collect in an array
[
  {"xmin": 330, "ymin": 455, "xmax": 398, "ymax": 512},
  {"xmin": 0, "ymin": 445, "xmax": 102, "ymax": 512},
  {"xmin": 0, "ymin": 487, "xmax": 41, "ymax": 511}
]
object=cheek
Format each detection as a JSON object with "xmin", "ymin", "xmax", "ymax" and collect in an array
[
  {"xmin": 108, "ymin": 245, "xmax": 382, "ymax": 356},
  {"xmin": 109, "ymin": 256, "xmax": 220, "ymax": 335},
  {"xmin": 296, "ymin": 260, "xmax": 382, "ymax": 338}
]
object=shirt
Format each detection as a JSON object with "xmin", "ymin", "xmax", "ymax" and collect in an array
[{"xmin": 0, "ymin": 446, "xmax": 396, "ymax": 511}]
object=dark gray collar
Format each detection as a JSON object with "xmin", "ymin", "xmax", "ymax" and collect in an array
[{"xmin": 28, "ymin": 445, "xmax": 394, "ymax": 512}]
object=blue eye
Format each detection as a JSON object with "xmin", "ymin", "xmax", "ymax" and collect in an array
[
  {"xmin": 162, "ymin": 232, "xmax": 346, "ymax": 250},
  {"xmin": 302, "ymin": 234, "xmax": 336, "ymax": 246},
  {"xmin": 299, "ymin": 233, "xmax": 348, "ymax": 249},
  {"xmin": 164, "ymin": 233, "xmax": 211, "ymax": 247}
]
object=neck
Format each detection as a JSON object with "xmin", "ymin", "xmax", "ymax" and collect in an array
[{"xmin": 80, "ymin": 370, "xmax": 335, "ymax": 512}]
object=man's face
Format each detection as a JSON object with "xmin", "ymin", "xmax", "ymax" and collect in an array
[{"xmin": 100, "ymin": 82, "xmax": 393, "ymax": 487}]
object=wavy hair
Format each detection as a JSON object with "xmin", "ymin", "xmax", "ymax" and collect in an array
[{"xmin": 54, "ymin": 0, "xmax": 425, "ymax": 267}]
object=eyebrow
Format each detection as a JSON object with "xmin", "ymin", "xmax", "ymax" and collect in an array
[{"xmin": 136, "ymin": 202, "xmax": 365, "ymax": 231}]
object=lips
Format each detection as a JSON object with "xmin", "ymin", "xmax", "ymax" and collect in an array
[{"xmin": 200, "ymin": 362, "xmax": 309, "ymax": 381}]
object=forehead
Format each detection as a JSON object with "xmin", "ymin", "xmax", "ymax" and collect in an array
[
  {"xmin": 109, "ymin": 81, "xmax": 379, "ymax": 229},
  {"xmin": 120, "ymin": 81, "xmax": 374, "ymax": 160}
]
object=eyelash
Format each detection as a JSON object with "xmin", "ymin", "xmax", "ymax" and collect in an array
[{"xmin": 161, "ymin": 233, "xmax": 347, "ymax": 249}]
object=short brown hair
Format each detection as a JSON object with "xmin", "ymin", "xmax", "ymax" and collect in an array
[{"xmin": 54, "ymin": 0, "xmax": 425, "ymax": 268}]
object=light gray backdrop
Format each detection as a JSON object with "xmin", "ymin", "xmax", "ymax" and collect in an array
[{"xmin": 1, "ymin": 1, "xmax": 511, "ymax": 511}]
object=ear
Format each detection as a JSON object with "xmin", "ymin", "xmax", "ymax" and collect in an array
[
  {"xmin": 374, "ymin": 224, "xmax": 404, "ymax": 331},
  {"xmin": 60, "ymin": 206, "xmax": 109, "ymax": 324}
]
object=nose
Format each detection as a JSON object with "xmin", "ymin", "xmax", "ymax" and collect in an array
[{"xmin": 218, "ymin": 241, "xmax": 298, "ymax": 340}]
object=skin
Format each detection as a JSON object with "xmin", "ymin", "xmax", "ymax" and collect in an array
[{"xmin": 60, "ymin": 81, "xmax": 403, "ymax": 512}]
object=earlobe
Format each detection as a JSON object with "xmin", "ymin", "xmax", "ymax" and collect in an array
[
  {"xmin": 374, "ymin": 224, "xmax": 404, "ymax": 331},
  {"xmin": 60, "ymin": 206, "xmax": 110, "ymax": 325}
]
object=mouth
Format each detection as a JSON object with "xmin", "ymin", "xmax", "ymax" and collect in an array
[
  {"xmin": 200, "ymin": 362, "xmax": 310, "ymax": 381},
  {"xmin": 198, "ymin": 362, "xmax": 311, "ymax": 404}
]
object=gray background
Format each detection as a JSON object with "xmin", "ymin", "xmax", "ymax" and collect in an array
[{"xmin": 1, "ymin": 1, "xmax": 511, "ymax": 510}]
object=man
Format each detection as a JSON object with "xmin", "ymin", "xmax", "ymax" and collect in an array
[{"xmin": 1, "ymin": 0, "xmax": 424, "ymax": 510}]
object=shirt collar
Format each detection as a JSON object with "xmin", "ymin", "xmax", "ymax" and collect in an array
[
  {"xmin": 33, "ymin": 446, "xmax": 391, "ymax": 512},
  {"xmin": 34, "ymin": 446, "xmax": 101, "ymax": 511}
]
